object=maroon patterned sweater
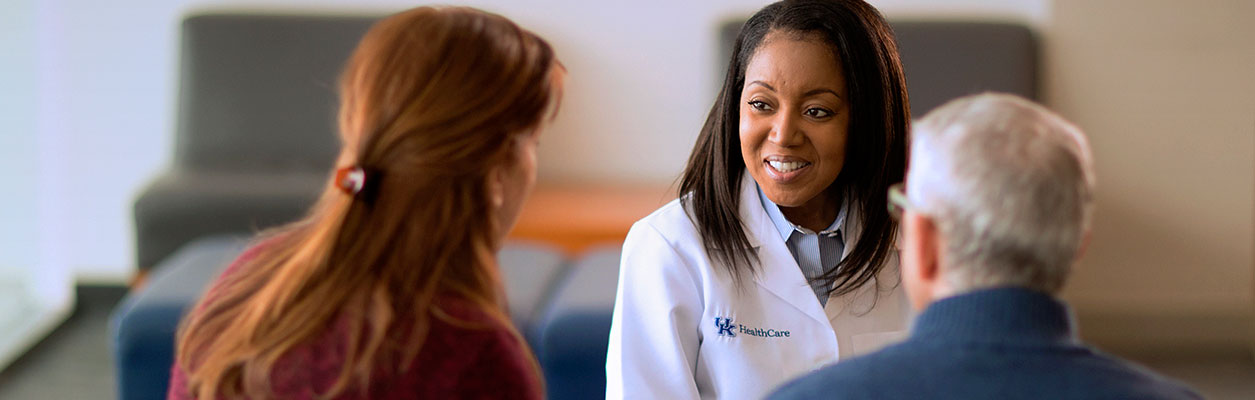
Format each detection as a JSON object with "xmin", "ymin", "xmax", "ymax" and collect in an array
[{"xmin": 168, "ymin": 245, "xmax": 543, "ymax": 399}]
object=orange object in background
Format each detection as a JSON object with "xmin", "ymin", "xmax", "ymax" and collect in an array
[{"xmin": 508, "ymin": 185, "xmax": 674, "ymax": 255}]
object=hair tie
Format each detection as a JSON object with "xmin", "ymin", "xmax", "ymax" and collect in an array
[{"xmin": 335, "ymin": 166, "xmax": 368, "ymax": 197}]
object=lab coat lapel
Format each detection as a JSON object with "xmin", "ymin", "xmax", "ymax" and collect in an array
[{"xmin": 737, "ymin": 173, "xmax": 831, "ymax": 327}]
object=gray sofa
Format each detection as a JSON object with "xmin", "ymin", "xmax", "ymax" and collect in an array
[{"xmin": 114, "ymin": 11, "xmax": 1038, "ymax": 400}]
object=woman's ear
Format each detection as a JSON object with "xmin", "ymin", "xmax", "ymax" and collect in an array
[{"xmin": 486, "ymin": 166, "xmax": 506, "ymax": 208}]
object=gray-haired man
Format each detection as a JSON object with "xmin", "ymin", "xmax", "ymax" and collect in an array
[{"xmin": 769, "ymin": 93, "xmax": 1200, "ymax": 399}]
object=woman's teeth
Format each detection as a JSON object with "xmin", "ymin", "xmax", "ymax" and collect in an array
[{"xmin": 768, "ymin": 160, "xmax": 808, "ymax": 172}]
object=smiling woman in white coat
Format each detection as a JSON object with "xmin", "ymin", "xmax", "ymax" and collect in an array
[{"xmin": 606, "ymin": 1, "xmax": 912, "ymax": 398}]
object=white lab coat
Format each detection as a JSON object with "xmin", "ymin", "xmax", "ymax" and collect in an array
[{"xmin": 606, "ymin": 173, "xmax": 911, "ymax": 400}]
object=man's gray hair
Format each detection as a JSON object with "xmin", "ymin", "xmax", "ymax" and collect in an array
[{"xmin": 907, "ymin": 93, "xmax": 1095, "ymax": 294}]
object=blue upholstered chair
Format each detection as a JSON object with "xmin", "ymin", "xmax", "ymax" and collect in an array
[{"xmin": 533, "ymin": 246, "xmax": 623, "ymax": 400}]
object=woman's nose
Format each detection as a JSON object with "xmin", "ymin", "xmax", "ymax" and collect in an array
[{"xmin": 768, "ymin": 113, "xmax": 804, "ymax": 147}]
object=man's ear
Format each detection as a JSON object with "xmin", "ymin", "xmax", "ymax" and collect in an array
[
  {"xmin": 902, "ymin": 211, "xmax": 943, "ymax": 310},
  {"xmin": 911, "ymin": 212, "xmax": 941, "ymax": 283},
  {"xmin": 1076, "ymin": 229, "xmax": 1092, "ymax": 261}
]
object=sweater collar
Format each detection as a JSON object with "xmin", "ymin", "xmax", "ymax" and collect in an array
[{"xmin": 911, "ymin": 287, "xmax": 1078, "ymax": 345}]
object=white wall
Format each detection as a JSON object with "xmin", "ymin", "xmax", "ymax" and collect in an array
[
  {"xmin": 1, "ymin": 0, "xmax": 40, "ymax": 274},
  {"xmin": 23, "ymin": 0, "xmax": 188, "ymax": 283},
  {"xmin": 16, "ymin": 0, "xmax": 1046, "ymax": 283},
  {"xmin": 1, "ymin": 0, "xmax": 73, "ymax": 300},
  {"xmin": 0, "ymin": 0, "xmax": 74, "ymax": 370}
]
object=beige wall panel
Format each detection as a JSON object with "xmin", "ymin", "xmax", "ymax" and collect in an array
[{"xmin": 1045, "ymin": 0, "xmax": 1254, "ymax": 351}]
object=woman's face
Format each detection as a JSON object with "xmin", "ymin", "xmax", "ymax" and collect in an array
[
  {"xmin": 493, "ymin": 69, "xmax": 564, "ymax": 243},
  {"xmin": 492, "ymin": 130, "xmax": 539, "ymax": 241},
  {"xmin": 739, "ymin": 31, "xmax": 850, "ymax": 209}
]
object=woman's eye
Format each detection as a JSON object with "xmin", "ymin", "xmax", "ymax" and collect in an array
[
  {"xmin": 805, "ymin": 107, "xmax": 833, "ymax": 118},
  {"xmin": 747, "ymin": 100, "xmax": 772, "ymax": 111}
]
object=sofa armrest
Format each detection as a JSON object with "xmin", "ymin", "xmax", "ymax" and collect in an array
[
  {"xmin": 110, "ymin": 236, "xmax": 249, "ymax": 400},
  {"xmin": 133, "ymin": 170, "xmax": 324, "ymax": 269}
]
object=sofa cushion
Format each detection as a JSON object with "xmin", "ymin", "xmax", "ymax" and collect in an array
[
  {"xmin": 892, "ymin": 21, "xmax": 1038, "ymax": 113},
  {"xmin": 133, "ymin": 170, "xmax": 323, "ymax": 269},
  {"xmin": 175, "ymin": 14, "xmax": 376, "ymax": 171}
]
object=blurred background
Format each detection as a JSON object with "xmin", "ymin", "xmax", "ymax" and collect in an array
[{"xmin": 0, "ymin": 0, "xmax": 1251, "ymax": 398}]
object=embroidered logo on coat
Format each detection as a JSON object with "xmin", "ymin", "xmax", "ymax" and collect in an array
[
  {"xmin": 715, "ymin": 317, "xmax": 736, "ymax": 337},
  {"xmin": 713, "ymin": 317, "xmax": 791, "ymax": 339}
]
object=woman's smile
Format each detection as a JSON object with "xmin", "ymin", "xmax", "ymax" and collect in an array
[{"xmin": 764, "ymin": 156, "xmax": 813, "ymax": 183}]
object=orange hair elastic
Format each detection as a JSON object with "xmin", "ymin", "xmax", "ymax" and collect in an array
[{"xmin": 334, "ymin": 166, "xmax": 367, "ymax": 196}]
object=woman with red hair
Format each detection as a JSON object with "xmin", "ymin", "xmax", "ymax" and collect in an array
[{"xmin": 169, "ymin": 6, "xmax": 564, "ymax": 399}]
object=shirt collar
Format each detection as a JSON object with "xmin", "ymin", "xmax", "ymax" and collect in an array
[{"xmin": 756, "ymin": 183, "xmax": 845, "ymax": 241}]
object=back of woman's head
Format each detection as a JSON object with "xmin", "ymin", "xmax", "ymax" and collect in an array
[
  {"xmin": 331, "ymin": 5, "xmax": 561, "ymax": 309},
  {"xmin": 176, "ymin": 6, "xmax": 561, "ymax": 399},
  {"xmin": 339, "ymin": 6, "xmax": 558, "ymax": 182},
  {"xmin": 681, "ymin": 0, "xmax": 908, "ymax": 293}
]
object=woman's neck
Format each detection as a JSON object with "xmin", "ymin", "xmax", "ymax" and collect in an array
[{"xmin": 778, "ymin": 192, "xmax": 838, "ymax": 232}]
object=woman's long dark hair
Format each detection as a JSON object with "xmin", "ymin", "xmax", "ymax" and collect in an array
[{"xmin": 679, "ymin": 0, "xmax": 909, "ymax": 295}]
